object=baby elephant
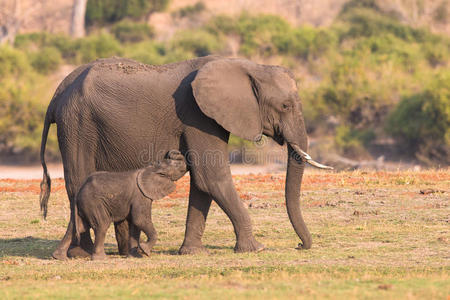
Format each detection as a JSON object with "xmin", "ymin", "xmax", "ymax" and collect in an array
[{"xmin": 74, "ymin": 150, "xmax": 187, "ymax": 260}]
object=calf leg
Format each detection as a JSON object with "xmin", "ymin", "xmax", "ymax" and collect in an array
[
  {"xmin": 131, "ymin": 199, "xmax": 157, "ymax": 256},
  {"xmin": 128, "ymin": 223, "xmax": 142, "ymax": 258},
  {"xmin": 91, "ymin": 224, "xmax": 109, "ymax": 260}
]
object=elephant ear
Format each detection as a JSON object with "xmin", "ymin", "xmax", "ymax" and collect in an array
[
  {"xmin": 136, "ymin": 169, "xmax": 176, "ymax": 200},
  {"xmin": 191, "ymin": 59, "xmax": 263, "ymax": 142}
]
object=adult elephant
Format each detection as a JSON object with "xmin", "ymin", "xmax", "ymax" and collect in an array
[{"xmin": 39, "ymin": 56, "xmax": 331, "ymax": 260}]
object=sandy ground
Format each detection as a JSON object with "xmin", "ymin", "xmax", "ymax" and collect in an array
[{"xmin": 0, "ymin": 163, "xmax": 286, "ymax": 179}]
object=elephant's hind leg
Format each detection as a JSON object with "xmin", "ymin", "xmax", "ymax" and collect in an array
[
  {"xmin": 53, "ymin": 126, "xmax": 95, "ymax": 259},
  {"xmin": 114, "ymin": 220, "xmax": 130, "ymax": 255}
]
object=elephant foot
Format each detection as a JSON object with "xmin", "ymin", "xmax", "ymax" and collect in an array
[
  {"xmin": 67, "ymin": 246, "xmax": 91, "ymax": 258},
  {"xmin": 139, "ymin": 243, "xmax": 153, "ymax": 256},
  {"xmin": 91, "ymin": 252, "xmax": 107, "ymax": 260},
  {"xmin": 128, "ymin": 247, "xmax": 143, "ymax": 258},
  {"xmin": 52, "ymin": 249, "xmax": 68, "ymax": 260},
  {"xmin": 117, "ymin": 244, "xmax": 129, "ymax": 256},
  {"xmin": 234, "ymin": 239, "xmax": 265, "ymax": 253},
  {"xmin": 178, "ymin": 244, "xmax": 208, "ymax": 255}
]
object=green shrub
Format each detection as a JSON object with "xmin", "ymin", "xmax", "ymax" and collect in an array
[
  {"xmin": 111, "ymin": 21, "xmax": 154, "ymax": 43},
  {"xmin": 236, "ymin": 14, "xmax": 291, "ymax": 57},
  {"xmin": 335, "ymin": 125, "xmax": 375, "ymax": 157},
  {"xmin": 0, "ymin": 45, "xmax": 30, "ymax": 77},
  {"xmin": 339, "ymin": 7, "xmax": 431, "ymax": 43},
  {"xmin": 171, "ymin": 30, "xmax": 223, "ymax": 57},
  {"xmin": 30, "ymin": 47, "xmax": 62, "ymax": 74},
  {"xmin": 15, "ymin": 33, "xmax": 78, "ymax": 61},
  {"xmin": 74, "ymin": 33, "xmax": 122, "ymax": 63},
  {"xmin": 423, "ymin": 41, "xmax": 450, "ymax": 67},
  {"xmin": 273, "ymin": 26, "xmax": 316, "ymax": 58},
  {"xmin": 0, "ymin": 46, "xmax": 58, "ymax": 160},
  {"xmin": 386, "ymin": 72, "xmax": 450, "ymax": 164},
  {"xmin": 121, "ymin": 39, "xmax": 193, "ymax": 65},
  {"xmin": 86, "ymin": 0, "xmax": 169, "ymax": 25},
  {"xmin": 206, "ymin": 15, "xmax": 237, "ymax": 35},
  {"xmin": 174, "ymin": 1, "xmax": 206, "ymax": 18}
]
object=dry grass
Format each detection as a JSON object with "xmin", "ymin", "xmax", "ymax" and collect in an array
[{"xmin": 0, "ymin": 169, "xmax": 449, "ymax": 299}]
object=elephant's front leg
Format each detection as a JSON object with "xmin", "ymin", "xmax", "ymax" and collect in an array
[
  {"xmin": 209, "ymin": 175, "xmax": 264, "ymax": 253},
  {"xmin": 179, "ymin": 177, "xmax": 212, "ymax": 255}
]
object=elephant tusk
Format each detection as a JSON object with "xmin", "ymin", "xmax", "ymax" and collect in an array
[
  {"xmin": 305, "ymin": 158, "xmax": 334, "ymax": 170},
  {"xmin": 290, "ymin": 144, "xmax": 334, "ymax": 170}
]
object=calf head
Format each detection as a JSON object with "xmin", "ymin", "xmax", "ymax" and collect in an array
[{"xmin": 137, "ymin": 150, "xmax": 187, "ymax": 200}]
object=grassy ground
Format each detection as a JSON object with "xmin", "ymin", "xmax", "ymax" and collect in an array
[{"xmin": 0, "ymin": 169, "xmax": 449, "ymax": 299}]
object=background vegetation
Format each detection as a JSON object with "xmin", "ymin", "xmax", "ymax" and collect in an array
[{"xmin": 0, "ymin": 0, "xmax": 449, "ymax": 165}]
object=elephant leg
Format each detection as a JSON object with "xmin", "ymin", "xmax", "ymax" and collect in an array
[
  {"xmin": 54, "ymin": 132, "xmax": 95, "ymax": 259},
  {"xmin": 114, "ymin": 220, "xmax": 130, "ymax": 255},
  {"xmin": 51, "ymin": 218, "xmax": 73, "ymax": 260},
  {"xmin": 67, "ymin": 232, "xmax": 93, "ymax": 258},
  {"xmin": 131, "ymin": 200, "xmax": 157, "ymax": 256},
  {"xmin": 208, "ymin": 174, "xmax": 264, "ymax": 253},
  {"xmin": 128, "ymin": 223, "xmax": 142, "ymax": 258},
  {"xmin": 179, "ymin": 176, "xmax": 212, "ymax": 255},
  {"xmin": 137, "ymin": 222, "xmax": 157, "ymax": 256},
  {"xmin": 91, "ymin": 225, "xmax": 108, "ymax": 260}
]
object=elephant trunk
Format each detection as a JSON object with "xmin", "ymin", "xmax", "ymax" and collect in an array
[{"xmin": 285, "ymin": 144, "xmax": 312, "ymax": 249}]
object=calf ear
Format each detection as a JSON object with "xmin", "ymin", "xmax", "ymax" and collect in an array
[{"xmin": 137, "ymin": 169, "xmax": 176, "ymax": 200}]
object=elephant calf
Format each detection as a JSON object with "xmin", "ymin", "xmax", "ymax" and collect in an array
[{"xmin": 74, "ymin": 150, "xmax": 187, "ymax": 260}]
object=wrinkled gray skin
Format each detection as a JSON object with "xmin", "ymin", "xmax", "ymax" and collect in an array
[
  {"xmin": 40, "ymin": 55, "xmax": 313, "ymax": 260},
  {"xmin": 74, "ymin": 150, "xmax": 187, "ymax": 260}
]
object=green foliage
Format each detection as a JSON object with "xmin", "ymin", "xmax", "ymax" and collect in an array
[
  {"xmin": 174, "ymin": 1, "xmax": 206, "ymax": 18},
  {"xmin": 386, "ymin": 72, "xmax": 450, "ymax": 164},
  {"xmin": 123, "ymin": 41, "xmax": 190, "ymax": 65},
  {"xmin": 73, "ymin": 33, "xmax": 122, "ymax": 63},
  {"xmin": 207, "ymin": 14, "xmax": 337, "ymax": 59},
  {"xmin": 171, "ymin": 29, "xmax": 223, "ymax": 57},
  {"xmin": 235, "ymin": 14, "xmax": 291, "ymax": 56},
  {"xmin": 86, "ymin": 0, "xmax": 169, "ymax": 25},
  {"xmin": 0, "ymin": 46, "xmax": 57, "ymax": 160},
  {"xmin": 111, "ymin": 21, "xmax": 154, "ymax": 43},
  {"xmin": 2, "ymin": 5, "xmax": 450, "ymax": 164},
  {"xmin": 14, "ymin": 32, "xmax": 123, "ymax": 64},
  {"xmin": 339, "ymin": 7, "xmax": 431, "ymax": 43},
  {"xmin": 335, "ymin": 125, "xmax": 375, "ymax": 157},
  {"xmin": 206, "ymin": 15, "xmax": 237, "ymax": 35},
  {"xmin": 30, "ymin": 47, "xmax": 62, "ymax": 74}
]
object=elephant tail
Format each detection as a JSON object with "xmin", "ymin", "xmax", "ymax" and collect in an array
[{"xmin": 39, "ymin": 110, "xmax": 54, "ymax": 219}]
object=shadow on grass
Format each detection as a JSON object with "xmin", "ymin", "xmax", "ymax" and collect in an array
[
  {"xmin": 0, "ymin": 236, "xmax": 117, "ymax": 259},
  {"xmin": 152, "ymin": 245, "xmax": 234, "ymax": 256},
  {"xmin": 0, "ymin": 237, "xmax": 59, "ymax": 259},
  {"xmin": 205, "ymin": 245, "xmax": 234, "ymax": 250}
]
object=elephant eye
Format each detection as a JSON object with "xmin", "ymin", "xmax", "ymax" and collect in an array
[{"xmin": 282, "ymin": 102, "xmax": 292, "ymax": 111}]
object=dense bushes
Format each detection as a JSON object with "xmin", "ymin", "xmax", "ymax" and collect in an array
[
  {"xmin": 207, "ymin": 14, "xmax": 336, "ymax": 59},
  {"xmin": 111, "ymin": 21, "xmax": 154, "ymax": 43},
  {"xmin": 30, "ymin": 47, "xmax": 62, "ymax": 74},
  {"xmin": 1, "ymin": 6, "xmax": 449, "ymax": 164},
  {"xmin": 0, "ymin": 46, "xmax": 58, "ymax": 161},
  {"xmin": 14, "ymin": 32, "xmax": 122, "ymax": 65},
  {"xmin": 171, "ymin": 29, "xmax": 223, "ymax": 57},
  {"xmin": 387, "ymin": 73, "xmax": 450, "ymax": 165},
  {"xmin": 86, "ymin": 0, "xmax": 169, "ymax": 25}
]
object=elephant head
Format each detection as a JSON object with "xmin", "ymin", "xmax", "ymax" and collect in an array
[
  {"xmin": 137, "ymin": 150, "xmax": 187, "ymax": 200},
  {"xmin": 192, "ymin": 58, "xmax": 332, "ymax": 249}
]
